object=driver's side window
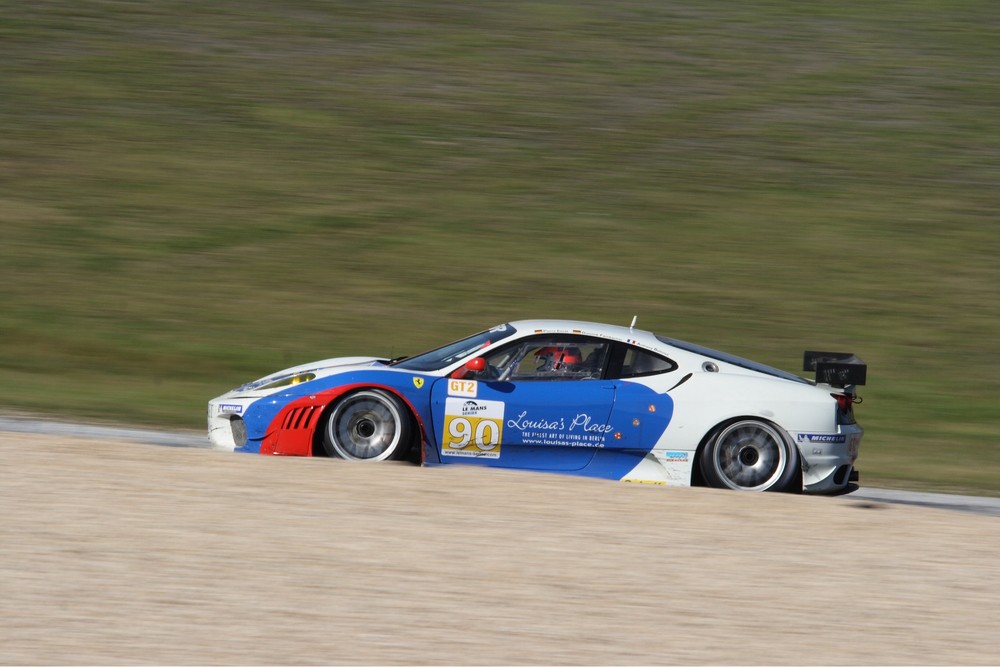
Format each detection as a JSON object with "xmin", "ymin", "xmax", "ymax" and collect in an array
[{"xmin": 482, "ymin": 336, "xmax": 610, "ymax": 381}]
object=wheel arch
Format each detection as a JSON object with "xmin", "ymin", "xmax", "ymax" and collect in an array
[
  {"xmin": 310, "ymin": 384, "xmax": 426, "ymax": 463},
  {"xmin": 691, "ymin": 415, "xmax": 802, "ymax": 492}
]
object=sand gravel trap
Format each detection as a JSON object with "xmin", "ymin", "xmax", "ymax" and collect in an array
[{"xmin": 1, "ymin": 432, "xmax": 997, "ymax": 665}]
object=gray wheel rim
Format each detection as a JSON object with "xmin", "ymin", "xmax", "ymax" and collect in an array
[
  {"xmin": 710, "ymin": 420, "xmax": 788, "ymax": 491},
  {"xmin": 328, "ymin": 391, "xmax": 401, "ymax": 461}
]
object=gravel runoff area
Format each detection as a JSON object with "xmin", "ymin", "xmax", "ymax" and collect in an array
[{"xmin": 2, "ymin": 431, "xmax": 998, "ymax": 665}]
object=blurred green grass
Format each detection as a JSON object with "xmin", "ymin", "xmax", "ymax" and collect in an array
[{"xmin": 1, "ymin": 1, "xmax": 997, "ymax": 494}]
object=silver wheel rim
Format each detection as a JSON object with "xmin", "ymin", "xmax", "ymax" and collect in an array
[
  {"xmin": 710, "ymin": 420, "xmax": 788, "ymax": 491},
  {"xmin": 327, "ymin": 391, "xmax": 402, "ymax": 461}
]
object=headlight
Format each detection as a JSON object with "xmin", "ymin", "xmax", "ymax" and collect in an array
[{"xmin": 255, "ymin": 372, "xmax": 317, "ymax": 391}]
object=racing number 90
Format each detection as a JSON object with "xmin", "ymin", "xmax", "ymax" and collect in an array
[{"xmin": 445, "ymin": 416, "xmax": 501, "ymax": 451}]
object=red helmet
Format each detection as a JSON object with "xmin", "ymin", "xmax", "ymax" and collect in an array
[{"xmin": 534, "ymin": 346, "xmax": 583, "ymax": 371}]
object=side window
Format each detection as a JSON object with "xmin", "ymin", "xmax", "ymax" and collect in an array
[
  {"xmin": 482, "ymin": 336, "xmax": 610, "ymax": 381},
  {"xmin": 618, "ymin": 346, "xmax": 676, "ymax": 378}
]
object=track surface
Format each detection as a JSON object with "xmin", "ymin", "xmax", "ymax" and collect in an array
[
  {"xmin": 2, "ymin": 416, "xmax": 997, "ymax": 516},
  {"xmin": 2, "ymin": 423, "xmax": 998, "ymax": 664}
]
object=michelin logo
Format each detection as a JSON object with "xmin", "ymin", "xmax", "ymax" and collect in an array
[{"xmin": 797, "ymin": 433, "xmax": 846, "ymax": 444}]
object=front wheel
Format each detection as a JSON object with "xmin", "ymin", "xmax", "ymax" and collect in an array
[
  {"xmin": 699, "ymin": 420, "xmax": 800, "ymax": 492},
  {"xmin": 323, "ymin": 390, "xmax": 412, "ymax": 461}
]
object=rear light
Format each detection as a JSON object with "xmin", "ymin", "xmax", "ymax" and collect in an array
[
  {"xmin": 833, "ymin": 394, "xmax": 853, "ymax": 412},
  {"xmin": 832, "ymin": 393, "xmax": 856, "ymax": 425}
]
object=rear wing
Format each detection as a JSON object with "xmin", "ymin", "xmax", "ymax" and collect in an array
[{"xmin": 803, "ymin": 351, "xmax": 867, "ymax": 389}]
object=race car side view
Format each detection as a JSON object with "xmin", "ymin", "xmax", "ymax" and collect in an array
[{"xmin": 208, "ymin": 319, "xmax": 866, "ymax": 493}]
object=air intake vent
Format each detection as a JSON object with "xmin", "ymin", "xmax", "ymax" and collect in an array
[{"xmin": 282, "ymin": 405, "xmax": 320, "ymax": 430}]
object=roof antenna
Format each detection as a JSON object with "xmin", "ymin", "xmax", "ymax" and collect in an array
[{"xmin": 629, "ymin": 315, "xmax": 637, "ymax": 330}]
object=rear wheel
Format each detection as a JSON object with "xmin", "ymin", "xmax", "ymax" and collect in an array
[
  {"xmin": 323, "ymin": 390, "xmax": 412, "ymax": 461},
  {"xmin": 699, "ymin": 420, "xmax": 800, "ymax": 492}
]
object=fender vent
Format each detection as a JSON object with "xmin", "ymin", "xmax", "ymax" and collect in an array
[{"xmin": 282, "ymin": 405, "xmax": 321, "ymax": 430}]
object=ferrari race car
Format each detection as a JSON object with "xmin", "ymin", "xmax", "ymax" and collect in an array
[{"xmin": 207, "ymin": 319, "xmax": 866, "ymax": 493}]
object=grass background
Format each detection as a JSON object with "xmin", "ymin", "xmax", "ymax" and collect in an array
[{"xmin": 1, "ymin": 1, "xmax": 997, "ymax": 494}]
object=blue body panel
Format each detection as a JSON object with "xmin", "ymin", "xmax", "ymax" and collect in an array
[
  {"xmin": 237, "ymin": 367, "xmax": 439, "ymax": 454},
  {"xmin": 238, "ymin": 366, "xmax": 675, "ymax": 481},
  {"xmin": 425, "ymin": 376, "xmax": 673, "ymax": 479}
]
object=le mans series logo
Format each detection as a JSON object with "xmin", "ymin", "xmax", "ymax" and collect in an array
[{"xmin": 442, "ymin": 397, "xmax": 504, "ymax": 459}]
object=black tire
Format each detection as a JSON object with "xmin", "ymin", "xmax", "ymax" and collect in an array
[
  {"xmin": 699, "ymin": 419, "xmax": 801, "ymax": 492},
  {"xmin": 323, "ymin": 390, "xmax": 412, "ymax": 461}
]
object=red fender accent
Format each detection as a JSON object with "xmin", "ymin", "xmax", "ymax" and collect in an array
[
  {"xmin": 260, "ymin": 383, "xmax": 427, "ymax": 462},
  {"xmin": 260, "ymin": 392, "xmax": 337, "ymax": 456}
]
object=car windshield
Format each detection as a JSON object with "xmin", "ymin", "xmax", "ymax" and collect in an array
[{"xmin": 391, "ymin": 323, "xmax": 519, "ymax": 372}]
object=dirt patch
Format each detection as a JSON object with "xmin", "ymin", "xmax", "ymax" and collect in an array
[{"xmin": 2, "ymin": 432, "xmax": 997, "ymax": 665}]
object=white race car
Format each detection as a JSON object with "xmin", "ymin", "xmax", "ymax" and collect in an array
[{"xmin": 208, "ymin": 319, "xmax": 866, "ymax": 493}]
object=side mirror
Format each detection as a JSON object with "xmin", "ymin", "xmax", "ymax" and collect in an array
[{"xmin": 450, "ymin": 356, "xmax": 487, "ymax": 379}]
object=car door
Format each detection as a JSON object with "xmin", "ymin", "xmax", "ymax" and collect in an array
[
  {"xmin": 428, "ymin": 336, "xmax": 616, "ymax": 471},
  {"xmin": 602, "ymin": 343, "xmax": 678, "ymax": 449}
]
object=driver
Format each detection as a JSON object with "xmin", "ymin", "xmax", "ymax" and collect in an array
[{"xmin": 533, "ymin": 346, "xmax": 583, "ymax": 373}]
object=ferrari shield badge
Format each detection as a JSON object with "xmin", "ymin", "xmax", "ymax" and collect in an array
[{"xmin": 413, "ymin": 377, "xmax": 424, "ymax": 389}]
